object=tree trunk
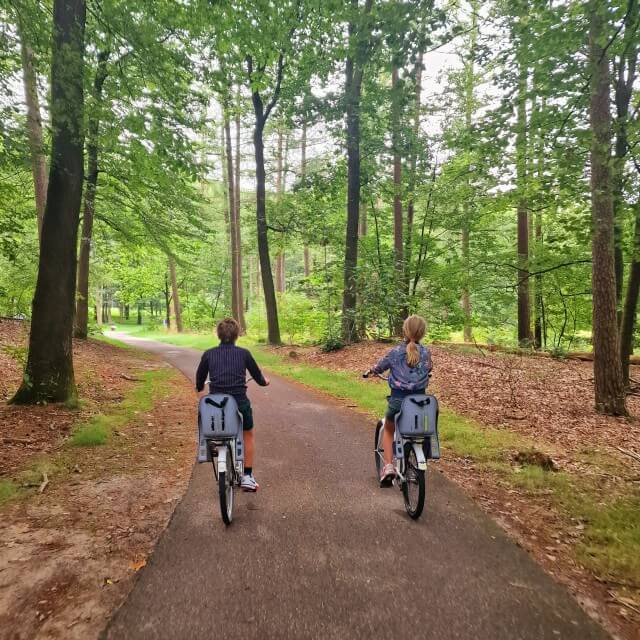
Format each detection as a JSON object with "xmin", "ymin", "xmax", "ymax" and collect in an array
[
  {"xmin": 17, "ymin": 19, "xmax": 48, "ymax": 241},
  {"xmin": 275, "ymin": 129, "xmax": 285, "ymax": 294},
  {"xmin": 253, "ymin": 117, "xmax": 281, "ymax": 343},
  {"xmin": 301, "ymin": 119, "xmax": 311, "ymax": 277},
  {"xmin": 589, "ymin": 1, "xmax": 627, "ymax": 415},
  {"xmin": 341, "ymin": 0, "xmax": 373, "ymax": 343},
  {"xmin": 11, "ymin": 0, "xmax": 86, "ymax": 405},
  {"xmin": 234, "ymin": 86, "xmax": 246, "ymax": 332},
  {"xmin": 391, "ymin": 64, "xmax": 404, "ymax": 332},
  {"xmin": 224, "ymin": 112, "xmax": 241, "ymax": 324},
  {"xmin": 359, "ymin": 200, "xmax": 368, "ymax": 237},
  {"xmin": 164, "ymin": 274, "xmax": 171, "ymax": 329},
  {"xmin": 516, "ymin": 45, "xmax": 531, "ymax": 346},
  {"xmin": 95, "ymin": 288, "xmax": 103, "ymax": 325},
  {"xmin": 406, "ymin": 52, "xmax": 423, "ymax": 321},
  {"xmin": 137, "ymin": 303, "xmax": 142, "ymax": 325},
  {"xmin": 75, "ymin": 49, "xmax": 109, "ymax": 339},
  {"xmin": 620, "ymin": 202, "xmax": 640, "ymax": 384},
  {"xmin": 168, "ymin": 256, "xmax": 183, "ymax": 332},
  {"xmin": 614, "ymin": 6, "xmax": 638, "ymax": 330},
  {"xmin": 461, "ymin": 9, "xmax": 477, "ymax": 343}
]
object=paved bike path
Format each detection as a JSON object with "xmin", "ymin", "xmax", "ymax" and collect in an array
[{"xmin": 102, "ymin": 334, "xmax": 609, "ymax": 640}]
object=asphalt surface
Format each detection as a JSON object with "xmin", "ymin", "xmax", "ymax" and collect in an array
[{"xmin": 102, "ymin": 333, "xmax": 609, "ymax": 640}]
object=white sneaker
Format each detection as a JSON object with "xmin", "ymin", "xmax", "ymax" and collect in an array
[
  {"xmin": 240, "ymin": 474, "xmax": 259, "ymax": 492},
  {"xmin": 380, "ymin": 463, "xmax": 396, "ymax": 487}
]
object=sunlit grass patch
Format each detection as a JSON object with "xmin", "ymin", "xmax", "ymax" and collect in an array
[
  {"xmin": 68, "ymin": 368, "xmax": 174, "ymax": 448},
  {"xmin": 0, "ymin": 479, "xmax": 20, "ymax": 505}
]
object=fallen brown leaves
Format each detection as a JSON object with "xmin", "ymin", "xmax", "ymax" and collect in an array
[
  {"xmin": 271, "ymin": 340, "xmax": 640, "ymax": 640},
  {"xmin": 0, "ymin": 319, "xmax": 197, "ymax": 640}
]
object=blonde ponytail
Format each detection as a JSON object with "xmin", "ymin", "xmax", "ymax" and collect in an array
[{"xmin": 403, "ymin": 315, "xmax": 427, "ymax": 367}]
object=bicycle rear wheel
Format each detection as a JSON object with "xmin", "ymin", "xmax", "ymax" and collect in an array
[
  {"xmin": 218, "ymin": 445, "xmax": 234, "ymax": 525},
  {"xmin": 374, "ymin": 420, "xmax": 384, "ymax": 481},
  {"xmin": 402, "ymin": 444, "xmax": 425, "ymax": 519}
]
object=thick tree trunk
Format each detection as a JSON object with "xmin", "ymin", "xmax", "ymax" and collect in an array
[
  {"xmin": 75, "ymin": 49, "xmax": 109, "ymax": 339},
  {"xmin": 11, "ymin": 0, "xmax": 86, "ymax": 405},
  {"xmin": 168, "ymin": 256, "xmax": 183, "ymax": 332},
  {"xmin": 589, "ymin": 1, "xmax": 627, "ymax": 416},
  {"xmin": 137, "ymin": 303, "xmax": 142, "ymax": 325},
  {"xmin": 18, "ymin": 20, "xmax": 48, "ymax": 241},
  {"xmin": 516, "ymin": 52, "xmax": 531, "ymax": 346}
]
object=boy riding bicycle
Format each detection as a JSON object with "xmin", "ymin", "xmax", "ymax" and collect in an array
[
  {"xmin": 366, "ymin": 315, "xmax": 433, "ymax": 486},
  {"xmin": 195, "ymin": 318, "xmax": 270, "ymax": 491}
]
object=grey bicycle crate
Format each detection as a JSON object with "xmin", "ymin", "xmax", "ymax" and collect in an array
[
  {"xmin": 396, "ymin": 394, "xmax": 440, "ymax": 459},
  {"xmin": 197, "ymin": 394, "xmax": 243, "ymax": 462}
]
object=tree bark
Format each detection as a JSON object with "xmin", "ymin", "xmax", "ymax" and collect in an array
[
  {"xmin": 275, "ymin": 129, "xmax": 285, "ymax": 294},
  {"xmin": 341, "ymin": 0, "xmax": 373, "ymax": 344},
  {"xmin": 301, "ymin": 119, "xmax": 311, "ymax": 276},
  {"xmin": 234, "ymin": 86, "xmax": 246, "ymax": 332},
  {"xmin": 516, "ymin": 40, "xmax": 531, "ymax": 346},
  {"xmin": 620, "ymin": 203, "xmax": 640, "ymax": 384},
  {"xmin": 248, "ymin": 54, "xmax": 283, "ymax": 345},
  {"xmin": 17, "ymin": 18, "xmax": 48, "ymax": 241},
  {"xmin": 75, "ymin": 49, "xmax": 109, "ymax": 339},
  {"xmin": 461, "ymin": 8, "xmax": 477, "ymax": 343},
  {"xmin": 391, "ymin": 64, "xmax": 404, "ymax": 332},
  {"xmin": 224, "ymin": 111, "xmax": 241, "ymax": 325},
  {"xmin": 406, "ymin": 52, "xmax": 422, "ymax": 322},
  {"xmin": 168, "ymin": 256, "xmax": 183, "ymax": 332},
  {"xmin": 164, "ymin": 273, "xmax": 171, "ymax": 329},
  {"xmin": 95, "ymin": 288, "xmax": 103, "ymax": 325},
  {"xmin": 11, "ymin": 0, "xmax": 86, "ymax": 405},
  {"xmin": 589, "ymin": 1, "xmax": 627, "ymax": 415}
]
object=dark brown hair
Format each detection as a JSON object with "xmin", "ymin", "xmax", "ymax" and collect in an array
[{"xmin": 217, "ymin": 318, "xmax": 240, "ymax": 344}]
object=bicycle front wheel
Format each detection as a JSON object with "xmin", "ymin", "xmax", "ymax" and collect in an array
[
  {"xmin": 374, "ymin": 420, "xmax": 384, "ymax": 481},
  {"xmin": 402, "ymin": 444, "xmax": 425, "ymax": 519}
]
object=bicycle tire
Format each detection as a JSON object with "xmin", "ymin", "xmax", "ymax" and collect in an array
[
  {"xmin": 402, "ymin": 444, "xmax": 425, "ymax": 519},
  {"xmin": 374, "ymin": 420, "xmax": 384, "ymax": 481},
  {"xmin": 218, "ymin": 448, "xmax": 234, "ymax": 525}
]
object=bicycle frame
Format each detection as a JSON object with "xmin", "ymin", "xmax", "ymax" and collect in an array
[{"xmin": 209, "ymin": 431, "xmax": 244, "ymax": 482}]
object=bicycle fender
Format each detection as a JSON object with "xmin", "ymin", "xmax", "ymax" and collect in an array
[
  {"xmin": 412, "ymin": 442, "xmax": 427, "ymax": 471},
  {"xmin": 217, "ymin": 447, "xmax": 227, "ymax": 474}
]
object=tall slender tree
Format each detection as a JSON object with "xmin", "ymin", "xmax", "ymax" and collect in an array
[
  {"xmin": 16, "ymin": 15, "xmax": 47, "ymax": 241},
  {"xmin": 75, "ymin": 48, "xmax": 109, "ymax": 339},
  {"xmin": 342, "ymin": 0, "xmax": 374, "ymax": 343}
]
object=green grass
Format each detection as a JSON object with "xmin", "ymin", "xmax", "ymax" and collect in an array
[
  {"xmin": 68, "ymin": 368, "xmax": 173, "ymax": 447},
  {"xmin": 0, "ymin": 479, "xmax": 20, "ymax": 505},
  {"xmin": 578, "ymin": 496, "xmax": 640, "ymax": 584}
]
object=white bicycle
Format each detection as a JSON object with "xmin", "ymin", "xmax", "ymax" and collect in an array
[
  {"xmin": 197, "ymin": 394, "xmax": 244, "ymax": 525},
  {"xmin": 364, "ymin": 371, "xmax": 440, "ymax": 520}
]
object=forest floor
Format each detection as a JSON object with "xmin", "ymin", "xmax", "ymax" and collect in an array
[
  {"xmin": 0, "ymin": 319, "xmax": 197, "ymax": 640},
  {"xmin": 267, "ymin": 340, "xmax": 640, "ymax": 640}
]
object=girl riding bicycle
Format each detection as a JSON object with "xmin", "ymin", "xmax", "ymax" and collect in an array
[{"xmin": 367, "ymin": 315, "xmax": 433, "ymax": 485}]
